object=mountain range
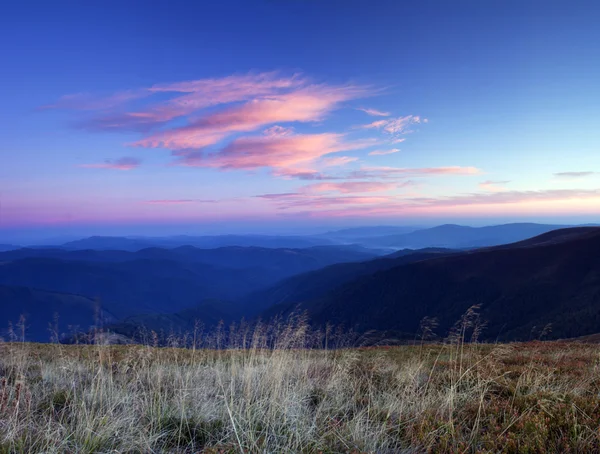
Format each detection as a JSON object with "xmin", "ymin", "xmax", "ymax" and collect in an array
[
  {"xmin": 357, "ymin": 223, "xmax": 577, "ymax": 249},
  {"xmin": 2, "ymin": 223, "xmax": 600, "ymax": 343}
]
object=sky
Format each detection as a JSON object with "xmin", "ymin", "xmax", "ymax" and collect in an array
[{"xmin": 2, "ymin": 0, "xmax": 600, "ymax": 241}]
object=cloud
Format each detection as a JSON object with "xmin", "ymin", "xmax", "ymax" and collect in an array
[
  {"xmin": 174, "ymin": 132, "xmax": 371, "ymax": 172},
  {"xmin": 273, "ymin": 169, "xmax": 341, "ymax": 180},
  {"xmin": 265, "ymin": 187, "xmax": 600, "ymax": 217},
  {"xmin": 133, "ymin": 84, "xmax": 369, "ymax": 150},
  {"xmin": 50, "ymin": 72, "xmax": 371, "ymax": 146},
  {"xmin": 79, "ymin": 157, "xmax": 141, "ymax": 170},
  {"xmin": 406, "ymin": 188, "xmax": 600, "ymax": 209},
  {"xmin": 47, "ymin": 73, "xmax": 441, "ymax": 180},
  {"xmin": 360, "ymin": 115, "xmax": 425, "ymax": 135},
  {"xmin": 144, "ymin": 199, "xmax": 218, "ymax": 205},
  {"xmin": 320, "ymin": 156, "xmax": 359, "ymax": 167},
  {"xmin": 274, "ymin": 165, "xmax": 481, "ymax": 182},
  {"xmin": 42, "ymin": 90, "xmax": 150, "ymax": 112},
  {"xmin": 356, "ymin": 107, "xmax": 390, "ymax": 117},
  {"xmin": 303, "ymin": 181, "xmax": 398, "ymax": 194},
  {"xmin": 368, "ymin": 148, "xmax": 400, "ymax": 156},
  {"xmin": 268, "ymin": 195, "xmax": 394, "ymax": 210},
  {"xmin": 352, "ymin": 165, "xmax": 482, "ymax": 179},
  {"xmin": 391, "ymin": 138, "xmax": 406, "ymax": 144},
  {"xmin": 554, "ymin": 171, "xmax": 597, "ymax": 179},
  {"xmin": 479, "ymin": 180, "xmax": 510, "ymax": 192}
]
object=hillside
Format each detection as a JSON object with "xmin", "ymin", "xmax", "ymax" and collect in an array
[
  {"xmin": 267, "ymin": 227, "xmax": 600, "ymax": 341},
  {"xmin": 0, "ymin": 285, "xmax": 115, "ymax": 342},
  {"xmin": 244, "ymin": 248, "xmax": 456, "ymax": 315}
]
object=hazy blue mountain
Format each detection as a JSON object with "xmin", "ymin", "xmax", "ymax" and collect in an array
[
  {"xmin": 319, "ymin": 226, "xmax": 420, "ymax": 239},
  {"xmin": 0, "ymin": 285, "xmax": 116, "ymax": 343},
  {"xmin": 267, "ymin": 227, "xmax": 600, "ymax": 341},
  {"xmin": 0, "ymin": 245, "xmax": 377, "ymax": 321},
  {"xmin": 359, "ymin": 223, "xmax": 572, "ymax": 249},
  {"xmin": 0, "ymin": 244, "xmax": 376, "ymax": 270},
  {"xmin": 0, "ymin": 244, "xmax": 20, "ymax": 252},
  {"xmin": 61, "ymin": 234, "xmax": 338, "ymax": 251}
]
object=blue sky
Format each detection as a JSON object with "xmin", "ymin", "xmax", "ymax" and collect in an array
[{"xmin": 1, "ymin": 0, "xmax": 600, "ymax": 241}]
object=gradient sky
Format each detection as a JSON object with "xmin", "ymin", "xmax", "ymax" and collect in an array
[{"xmin": 2, "ymin": 0, "xmax": 600, "ymax": 241}]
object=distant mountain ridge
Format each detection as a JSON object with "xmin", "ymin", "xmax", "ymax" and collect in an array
[
  {"xmin": 60, "ymin": 234, "xmax": 338, "ymax": 251},
  {"xmin": 358, "ymin": 223, "xmax": 577, "ymax": 249}
]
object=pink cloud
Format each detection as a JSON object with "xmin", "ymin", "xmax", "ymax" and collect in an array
[
  {"xmin": 79, "ymin": 157, "xmax": 141, "ymax": 170},
  {"xmin": 320, "ymin": 156, "xmax": 359, "ymax": 167},
  {"xmin": 144, "ymin": 199, "xmax": 218, "ymax": 205},
  {"xmin": 275, "ymin": 195, "xmax": 393, "ymax": 210},
  {"xmin": 303, "ymin": 181, "xmax": 398, "ymax": 194},
  {"xmin": 52, "ymin": 73, "xmax": 306, "ymax": 131},
  {"xmin": 479, "ymin": 180, "xmax": 510, "ymax": 192},
  {"xmin": 354, "ymin": 165, "xmax": 482, "ymax": 178},
  {"xmin": 264, "ymin": 187, "xmax": 600, "ymax": 217},
  {"xmin": 368, "ymin": 148, "xmax": 400, "ymax": 156},
  {"xmin": 133, "ymin": 84, "xmax": 370, "ymax": 150},
  {"xmin": 274, "ymin": 165, "xmax": 481, "ymax": 182},
  {"xmin": 174, "ymin": 132, "xmax": 370, "ymax": 172},
  {"xmin": 356, "ymin": 107, "xmax": 390, "ymax": 117}
]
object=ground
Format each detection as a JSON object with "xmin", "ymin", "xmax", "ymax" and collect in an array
[{"xmin": 1, "ymin": 338, "xmax": 600, "ymax": 453}]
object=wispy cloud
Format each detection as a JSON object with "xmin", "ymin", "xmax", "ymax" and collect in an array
[
  {"xmin": 479, "ymin": 180, "xmax": 510, "ymax": 192},
  {"xmin": 352, "ymin": 165, "xmax": 482, "ymax": 179},
  {"xmin": 368, "ymin": 148, "xmax": 400, "ymax": 156},
  {"xmin": 48, "ymin": 72, "xmax": 440, "ymax": 181},
  {"xmin": 360, "ymin": 115, "xmax": 425, "ymax": 136},
  {"xmin": 133, "ymin": 85, "xmax": 370, "ymax": 150},
  {"xmin": 174, "ymin": 132, "xmax": 371, "ymax": 173},
  {"xmin": 319, "ymin": 156, "xmax": 359, "ymax": 167},
  {"xmin": 275, "ymin": 165, "xmax": 481, "ymax": 181},
  {"xmin": 267, "ymin": 188, "xmax": 600, "ymax": 217},
  {"xmin": 554, "ymin": 171, "xmax": 597, "ymax": 179},
  {"xmin": 303, "ymin": 181, "xmax": 398, "ymax": 194},
  {"xmin": 79, "ymin": 157, "xmax": 141, "ymax": 170},
  {"xmin": 144, "ymin": 199, "xmax": 218, "ymax": 205},
  {"xmin": 356, "ymin": 107, "xmax": 390, "ymax": 117}
]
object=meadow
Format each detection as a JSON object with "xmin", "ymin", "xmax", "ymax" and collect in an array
[{"xmin": 1, "ymin": 317, "xmax": 600, "ymax": 453}]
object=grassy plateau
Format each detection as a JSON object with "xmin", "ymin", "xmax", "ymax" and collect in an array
[{"xmin": 1, "ymin": 318, "xmax": 600, "ymax": 453}]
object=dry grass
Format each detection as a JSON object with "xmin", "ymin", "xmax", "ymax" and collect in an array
[{"xmin": 1, "ymin": 321, "xmax": 600, "ymax": 453}]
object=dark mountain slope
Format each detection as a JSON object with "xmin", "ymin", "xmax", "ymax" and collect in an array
[
  {"xmin": 245, "ymin": 248, "xmax": 456, "ymax": 315},
  {"xmin": 0, "ymin": 244, "xmax": 19, "ymax": 252},
  {"xmin": 0, "ymin": 285, "xmax": 116, "ymax": 342},
  {"xmin": 272, "ymin": 228, "xmax": 600, "ymax": 341}
]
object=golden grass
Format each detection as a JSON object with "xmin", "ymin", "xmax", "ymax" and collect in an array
[{"xmin": 1, "ymin": 325, "xmax": 600, "ymax": 453}]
